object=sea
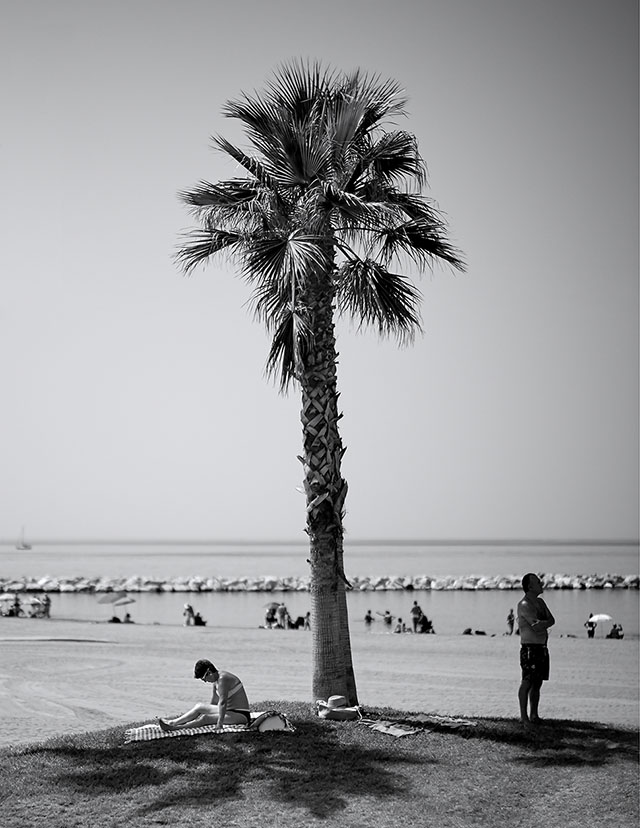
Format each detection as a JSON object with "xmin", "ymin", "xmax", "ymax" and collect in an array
[{"xmin": 1, "ymin": 540, "xmax": 638, "ymax": 639}]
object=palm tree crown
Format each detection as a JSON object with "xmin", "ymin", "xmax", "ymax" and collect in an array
[{"xmin": 177, "ymin": 61, "xmax": 465, "ymax": 389}]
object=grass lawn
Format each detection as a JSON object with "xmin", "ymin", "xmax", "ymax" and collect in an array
[{"xmin": 0, "ymin": 702, "xmax": 637, "ymax": 828}]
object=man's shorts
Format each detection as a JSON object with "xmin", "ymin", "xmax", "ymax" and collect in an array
[{"xmin": 520, "ymin": 644, "xmax": 550, "ymax": 683}]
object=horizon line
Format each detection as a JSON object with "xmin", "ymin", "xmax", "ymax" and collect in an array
[{"xmin": 1, "ymin": 538, "xmax": 638, "ymax": 547}]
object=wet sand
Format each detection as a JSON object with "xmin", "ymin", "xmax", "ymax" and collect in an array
[{"xmin": 0, "ymin": 617, "xmax": 637, "ymax": 747}]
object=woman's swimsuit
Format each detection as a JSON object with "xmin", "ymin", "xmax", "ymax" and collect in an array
[{"xmin": 218, "ymin": 679, "xmax": 251, "ymax": 724}]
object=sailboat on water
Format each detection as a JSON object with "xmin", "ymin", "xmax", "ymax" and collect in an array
[{"xmin": 16, "ymin": 527, "xmax": 32, "ymax": 551}]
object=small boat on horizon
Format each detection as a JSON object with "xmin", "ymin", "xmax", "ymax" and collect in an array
[{"xmin": 16, "ymin": 527, "xmax": 32, "ymax": 551}]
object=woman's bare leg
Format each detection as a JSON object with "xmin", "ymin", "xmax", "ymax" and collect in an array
[{"xmin": 158, "ymin": 703, "xmax": 218, "ymax": 731}]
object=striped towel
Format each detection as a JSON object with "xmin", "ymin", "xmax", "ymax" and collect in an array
[
  {"xmin": 123, "ymin": 711, "xmax": 295, "ymax": 743},
  {"xmin": 124, "ymin": 723, "xmax": 247, "ymax": 743}
]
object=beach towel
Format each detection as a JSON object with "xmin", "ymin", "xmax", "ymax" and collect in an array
[
  {"xmin": 357, "ymin": 713, "xmax": 477, "ymax": 738},
  {"xmin": 357, "ymin": 718, "xmax": 426, "ymax": 738},
  {"xmin": 123, "ymin": 711, "xmax": 295, "ymax": 744},
  {"xmin": 403, "ymin": 714, "xmax": 477, "ymax": 729}
]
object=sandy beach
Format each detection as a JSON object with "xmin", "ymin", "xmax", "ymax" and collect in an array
[{"xmin": 0, "ymin": 617, "xmax": 637, "ymax": 748}]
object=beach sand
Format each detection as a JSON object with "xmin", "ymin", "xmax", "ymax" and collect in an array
[{"xmin": 0, "ymin": 617, "xmax": 637, "ymax": 747}]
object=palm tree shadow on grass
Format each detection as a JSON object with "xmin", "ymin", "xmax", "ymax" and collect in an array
[
  {"xmin": 37, "ymin": 719, "xmax": 430, "ymax": 819},
  {"xmin": 441, "ymin": 717, "xmax": 639, "ymax": 768}
]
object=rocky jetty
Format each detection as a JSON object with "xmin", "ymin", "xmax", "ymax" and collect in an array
[{"xmin": 0, "ymin": 572, "xmax": 637, "ymax": 595}]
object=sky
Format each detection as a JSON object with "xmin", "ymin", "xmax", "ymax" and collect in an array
[{"xmin": 1, "ymin": 0, "xmax": 638, "ymax": 544}]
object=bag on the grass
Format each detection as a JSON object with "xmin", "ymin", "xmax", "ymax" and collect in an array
[{"xmin": 249, "ymin": 711, "xmax": 293, "ymax": 732}]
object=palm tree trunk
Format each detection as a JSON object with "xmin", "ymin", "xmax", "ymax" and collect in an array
[{"xmin": 299, "ymin": 267, "xmax": 358, "ymax": 705}]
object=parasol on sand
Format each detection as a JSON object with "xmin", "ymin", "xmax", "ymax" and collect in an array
[{"xmin": 97, "ymin": 592, "xmax": 127, "ymax": 605}]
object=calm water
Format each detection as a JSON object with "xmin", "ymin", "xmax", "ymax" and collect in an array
[
  {"xmin": 6, "ymin": 586, "xmax": 637, "ymax": 640},
  {"xmin": 0, "ymin": 540, "xmax": 637, "ymax": 580},
  {"xmin": 1, "ymin": 541, "xmax": 637, "ymax": 638}
]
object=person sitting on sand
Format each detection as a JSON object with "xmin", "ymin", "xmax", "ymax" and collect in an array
[{"xmin": 158, "ymin": 659, "xmax": 250, "ymax": 732}]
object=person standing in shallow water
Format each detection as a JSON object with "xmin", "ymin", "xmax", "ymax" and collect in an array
[
  {"xmin": 517, "ymin": 573, "xmax": 555, "ymax": 726},
  {"xmin": 584, "ymin": 613, "xmax": 596, "ymax": 638},
  {"xmin": 506, "ymin": 608, "xmax": 515, "ymax": 635}
]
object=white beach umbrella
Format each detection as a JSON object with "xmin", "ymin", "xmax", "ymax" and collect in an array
[
  {"xmin": 97, "ymin": 592, "xmax": 127, "ymax": 605},
  {"xmin": 589, "ymin": 613, "xmax": 613, "ymax": 623},
  {"xmin": 113, "ymin": 597, "xmax": 136, "ymax": 607}
]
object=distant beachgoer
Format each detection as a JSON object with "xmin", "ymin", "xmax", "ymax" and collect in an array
[
  {"xmin": 382, "ymin": 610, "xmax": 393, "ymax": 628},
  {"xmin": 158, "ymin": 659, "xmax": 250, "ymax": 732},
  {"xmin": 606, "ymin": 624, "xmax": 623, "ymax": 639},
  {"xmin": 506, "ymin": 609, "xmax": 515, "ymax": 635},
  {"xmin": 276, "ymin": 603, "xmax": 287, "ymax": 628},
  {"xmin": 265, "ymin": 607, "xmax": 276, "ymax": 628},
  {"xmin": 108, "ymin": 615, "xmax": 121, "ymax": 623},
  {"xmin": 418, "ymin": 614, "xmax": 434, "ymax": 634},
  {"xmin": 584, "ymin": 613, "xmax": 596, "ymax": 639},
  {"xmin": 517, "ymin": 573, "xmax": 555, "ymax": 726},
  {"xmin": 393, "ymin": 618, "xmax": 406, "ymax": 634},
  {"xmin": 193, "ymin": 612, "xmax": 206, "ymax": 627},
  {"xmin": 183, "ymin": 604, "xmax": 195, "ymax": 626},
  {"xmin": 42, "ymin": 594, "xmax": 51, "ymax": 618},
  {"xmin": 303, "ymin": 612, "xmax": 311, "ymax": 631},
  {"xmin": 364, "ymin": 610, "xmax": 374, "ymax": 626},
  {"xmin": 123, "ymin": 612, "xmax": 134, "ymax": 623},
  {"xmin": 410, "ymin": 601, "xmax": 423, "ymax": 633}
]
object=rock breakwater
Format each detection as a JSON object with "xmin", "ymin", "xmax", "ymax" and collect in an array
[{"xmin": 0, "ymin": 572, "xmax": 637, "ymax": 595}]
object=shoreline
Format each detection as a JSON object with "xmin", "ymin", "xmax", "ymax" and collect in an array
[{"xmin": 1, "ymin": 571, "xmax": 638, "ymax": 595}]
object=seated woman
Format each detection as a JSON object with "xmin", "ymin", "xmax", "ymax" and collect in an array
[{"xmin": 158, "ymin": 659, "xmax": 250, "ymax": 732}]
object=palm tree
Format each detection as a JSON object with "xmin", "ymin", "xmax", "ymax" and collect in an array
[{"xmin": 177, "ymin": 61, "xmax": 465, "ymax": 704}]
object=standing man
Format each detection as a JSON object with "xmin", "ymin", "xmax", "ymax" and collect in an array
[{"xmin": 517, "ymin": 573, "xmax": 555, "ymax": 726}]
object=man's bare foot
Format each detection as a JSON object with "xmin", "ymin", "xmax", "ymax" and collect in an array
[
  {"xmin": 529, "ymin": 716, "xmax": 543, "ymax": 725},
  {"xmin": 158, "ymin": 718, "xmax": 174, "ymax": 732}
]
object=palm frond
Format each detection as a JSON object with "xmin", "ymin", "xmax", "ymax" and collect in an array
[
  {"xmin": 242, "ymin": 230, "xmax": 327, "ymax": 286},
  {"xmin": 264, "ymin": 308, "xmax": 313, "ymax": 392},
  {"xmin": 212, "ymin": 135, "xmax": 280, "ymax": 191},
  {"xmin": 243, "ymin": 235, "xmax": 290, "ymax": 284},
  {"xmin": 378, "ymin": 218, "xmax": 466, "ymax": 271},
  {"xmin": 344, "ymin": 71, "xmax": 408, "ymax": 135},
  {"xmin": 350, "ymin": 131, "xmax": 426, "ymax": 190},
  {"xmin": 335, "ymin": 258, "xmax": 422, "ymax": 342},
  {"xmin": 265, "ymin": 59, "xmax": 329, "ymax": 120},
  {"xmin": 175, "ymin": 228, "xmax": 242, "ymax": 274},
  {"xmin": 179, "ymin": 179, "xmax": 258, "ymax": 210}
]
